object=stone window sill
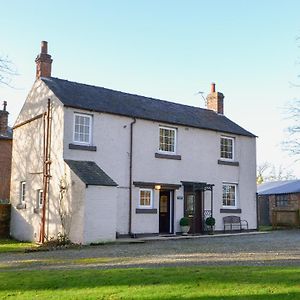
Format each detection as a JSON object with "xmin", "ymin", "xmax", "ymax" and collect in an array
[
  {"xmin": 16, "ymin": 203, "xmax": 26, "ymax": 210},
  {"xmin": 218, "ymin": 159, "xmax": 239, "ymax": 166},
  {"xmin": 155, "ymin": 153, "xmax": 181, "ymax": 160},
  {"xmin": 69, "ymin": 143, "xmax": 97, "ymax": 151},
  {"xmin": 220, "ymin": 208, "xmax": 242, "ymax": 213},
  {"xmin": 136, "ymin": 208, "xmax": 158, "ymax": 214}
]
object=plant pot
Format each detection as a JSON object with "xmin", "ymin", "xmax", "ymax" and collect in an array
[{"xmin": 181, "ymin": 225, "xmax": 190, "ymax": 235}]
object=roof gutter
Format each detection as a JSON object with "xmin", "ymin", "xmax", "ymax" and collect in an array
[{"xmin": 129, "ymin": 117, "xmax": 136, "ymax": 237}]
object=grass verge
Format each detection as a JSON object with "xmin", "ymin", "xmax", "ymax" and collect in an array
[
  {"xmin": 0, "ymin": 266, "xmax": 300, "ymax": 299},
  {"xmin": 0, "ymin": 239, "xmax": 37, "ymax": 253}
]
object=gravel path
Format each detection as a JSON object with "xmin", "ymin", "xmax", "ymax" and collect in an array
[{"xmin": 1, "ymin": 230, "xmax": 300, "ymax": 270}]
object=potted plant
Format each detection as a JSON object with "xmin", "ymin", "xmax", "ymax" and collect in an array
[
  {"xmin": 205, "ymin": 216, "xmax": 216, "ymax": 235},
  {"xmin": 180, "ymin": 217, "xmax": 190, "ymax": 235}
]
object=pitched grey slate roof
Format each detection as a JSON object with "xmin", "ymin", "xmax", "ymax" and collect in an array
[
  {"xmin": 257, "ymin": 180, "xmax": 300, "ymax": 195},
  {"xmin": 42, "ymin": 77, "xmax": 255, "ymax": 137},
  {"xmin": 65, "ymin": 160, "xmax": 118, "ymax": 187}
]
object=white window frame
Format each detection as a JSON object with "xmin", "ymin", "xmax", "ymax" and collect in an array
[
  {"xmin": 220, "ymin": 136, "xmax": 235, "ymax": 161},
  {"xmin": 158, "ymin": 126, "xmax": 177, "ymax": 154},
  {"xmin": 222, "ymin": 183, "xmax": 237, "ymax": 209},
  {"xmin": 138, "ymin": 188, "xmax": 153, "ymax": 209},
  {"xmin": 20, "ymin": 181, "xmax": 26, "ymax": 204},
  {"xmin": 73, "ymin": 113, "xmax": 93, "ymax": 145},
  {"xmin": 37, "ymin": 189, "xmax": 43, "ymax": 208}
]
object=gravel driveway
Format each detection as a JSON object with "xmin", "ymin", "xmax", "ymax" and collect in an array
[{"xmin": 1, "ymin": 230, "xmax": 300, "ymax": 270}]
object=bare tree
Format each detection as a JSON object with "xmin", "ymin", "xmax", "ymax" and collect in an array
[
  {"xmin": 283, "ymin": 99, "xmax": 300, "ymax": 157},
  {"xmin": 0, "ymin": 57, "xmax": 17, "ymax": 86},
  {"xmin": 257, "ymin": 162, "xmax": 295, "ymax": 184},
  {"xmin": 256, "ymin": 162, "xmax": 271, "ymax": 184}
]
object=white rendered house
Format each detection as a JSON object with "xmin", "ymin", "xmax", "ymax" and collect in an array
[{"xmin": 10, "ymin": 42, "xmax": 257, "ymax": 244}]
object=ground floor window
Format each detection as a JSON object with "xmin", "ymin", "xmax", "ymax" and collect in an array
[
  {"xmin": 37, "ymin": 189, "xmax": 43, "ymax": 208},
  {"xmin": 20, "ymin": 181, "xmax": 26, "ymax": 204},
  {"xmin": 275, "ymin": 194, "xmax": 288, "ymax": 207},
  {"xmin": 222, "ymin": 183, "xmax": 237, "ymax": 208},
  {"xmin": 139, "ymin": 189, "xmax": 153, "ymax": 208}
]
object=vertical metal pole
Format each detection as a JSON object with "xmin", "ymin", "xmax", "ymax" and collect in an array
[
  {"xmin": 40, "ymin": 99, "xmax": 52, "ymax": 244},
  {"xmin": 211, "ymin": 186, "xmax": 213, "ymax": 218}
]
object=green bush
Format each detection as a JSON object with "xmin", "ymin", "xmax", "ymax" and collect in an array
[
  {"xmin": 179, "ymin": 217, "xmax": 190, "ymax": 226},
  {"xmin": 205, "ymin": 217, "xmax": 216, "ymax": 227}
]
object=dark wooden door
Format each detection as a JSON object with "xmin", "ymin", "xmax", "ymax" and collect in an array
[
  {"xmin": 258, "ymin": 196, "xmax": 271, "ymax": 226},
  {"xmin": 159, "ymin": 191, "xmax": 170, "ymax": 233},
  {"xmin": 185, "ymin": 191, "xmax": 203, "ymax": 234}
]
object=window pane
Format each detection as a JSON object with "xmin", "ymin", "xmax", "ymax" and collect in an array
[
  {"xmin": 159, "ymin": 127, "xmax": 176, "ymax": 152},
  {"xmin": 74, "ymin": 114, "xmax": 91, "ymax": 144},
  {"xmin": 223, "ymin": 184, "xmax": 236, "ymax": 207},
  {"xmin": 221, "ymin": 137, "xmax": 233, "ymax": 159},
  {"xmin": 140, "ymin": 190, "xmax": 151, "ymax": 207}
]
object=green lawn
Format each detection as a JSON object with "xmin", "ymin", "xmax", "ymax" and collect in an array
[
  {"xmin": 0, "ymin": 239, "xmax": 36, "ymax": 253},
  {"xmin": 0, "ymin": 266, "xmax": 300, "ymax": 299}
]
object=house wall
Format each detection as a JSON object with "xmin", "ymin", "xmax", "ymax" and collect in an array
[
  {"xmin": 0, "ymin": 139, "xmax": 12, "ymax": 201},
  {"xmin": 63, "ymin": 165, "xmax": 86, "ymax": 244},
  {"xmin": 10, "ymin": 80, "xmax": 66, "ymax": 242},
  {"xmin": 83, "ymin": 186, "xmax": 117, "ymax": 244},
  {"xmin": 63, "ymin": 108, "xmax": 257, "ymax": 235}
]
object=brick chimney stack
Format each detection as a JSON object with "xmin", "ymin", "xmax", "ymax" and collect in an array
[
  {"xmin": 206, "ymin": 82, "xmax": 224, "ymax": 114},
  {"xmin": 0, "ymin": 101, "xmax": 9, "ymax": 135},
  {"xmin": 35, "ymin": 41, "xmax": 53, "ymax": 79}
]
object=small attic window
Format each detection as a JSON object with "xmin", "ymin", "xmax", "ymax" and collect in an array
[{"xmin": 73, "ymin": 113, "xmax": 92, "ymax": 145}]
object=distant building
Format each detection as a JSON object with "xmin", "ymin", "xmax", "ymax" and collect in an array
[
  {"xmin": 257, "ymin": 180, "xmax": 300, "ymax": 227},
  {"xmin": 0, "ymin": 101, "xmax": 12, "ymax": 202}
]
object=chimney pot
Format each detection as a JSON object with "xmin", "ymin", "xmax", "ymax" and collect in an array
[
  {"xmin": 41, "ymin": 41, "xmax": 48, "ymax": 54},
  {"xmin": 211, "ymin": 82, "xmax": 216, "ymax": 93},
  {"xmin": 3, "ymin": 101, "xmax": 7, "ymax": 111}
]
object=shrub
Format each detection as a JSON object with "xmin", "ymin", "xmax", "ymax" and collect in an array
[
  {"xmin": 205, "ymin": 217, "xmax": 216, "ymax": 227},
  {"xmin": 180, "ymin": 217, "xmax": 190, "ymax": 227}
]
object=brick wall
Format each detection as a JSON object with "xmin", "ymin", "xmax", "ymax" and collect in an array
[{"xmin": 0, "ymin": 139, "xmax": 12, "ymax": 200}]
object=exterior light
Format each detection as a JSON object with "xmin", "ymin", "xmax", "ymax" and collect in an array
[{"xmin": 155, "ymin": 185, "xmax": 161, "ymax": 190}]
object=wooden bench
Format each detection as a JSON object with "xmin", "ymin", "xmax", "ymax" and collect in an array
[{"xmin": 223, "ymin": 216, "xmax": 248, "ymax": 233}]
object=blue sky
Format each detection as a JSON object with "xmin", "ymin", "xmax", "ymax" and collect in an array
[{"xmin": 1, "ymin": 0, "xmax": 300, "ymax": 176}]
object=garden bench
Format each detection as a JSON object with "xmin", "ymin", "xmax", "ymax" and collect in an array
[{"xmin": 223, "ymin": 215, "xmax": 248, "ymax": 233}]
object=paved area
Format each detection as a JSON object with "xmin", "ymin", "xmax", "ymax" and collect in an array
[{"xmin": 1, "ymin": 230, "xmax": 300, "ymax": 271}]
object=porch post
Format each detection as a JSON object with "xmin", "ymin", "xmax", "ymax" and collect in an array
[{"xmin": 210, "ymin": 186, "xmax": 213, "ymax": 218}]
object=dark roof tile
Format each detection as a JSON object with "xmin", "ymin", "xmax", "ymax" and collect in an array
[
  {"xmin": 65, "ymin": 160, "xmax": 118, "ymax": 187},
  {"xmin": 42, "ymin": 77, "xmax": 255, "ymax": 137}
]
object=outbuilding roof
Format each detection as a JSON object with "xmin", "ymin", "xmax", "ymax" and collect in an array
[
  {"xmin": 257, "ymin": 180, "xmax": 300, "ymax": 195},
  {"xmin": 65, "ymin": 160, "xmax": 118, "ymax": 187},
  {"xmin": 42, "ymin": 77, "xmax": 255, "ymax": 138}
]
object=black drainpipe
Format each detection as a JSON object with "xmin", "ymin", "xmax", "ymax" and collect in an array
[{"xmin": 129, "ymin": 118, "xmax": 136, "ymax": 237}]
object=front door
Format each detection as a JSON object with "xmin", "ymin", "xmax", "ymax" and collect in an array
[
  {"xmin": 159, "ymin": 191, "xmax": 171, "ymax": 233},
  {"xmin": 185, "ymin": 190, "xmax": 203, "ymax": 234}
]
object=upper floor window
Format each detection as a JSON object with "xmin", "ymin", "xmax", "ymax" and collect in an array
[
  {"xmin": 220, "ymin": 136, "xmax": 234, "ymax": 160},
  {"xmin": 20, "ymin": 181, "xmax": 26, "ymax": 204},
  {"xmin": 159, "ymin": 126, "xmax": 176, "ymax": 153},
  {"xmin": 222, "ymin": 183, "xmax": 237, "ymax": 208},
  {"xmin": 73, "ymin": 113, "xmax": 92, "ymax": 145},
  {"xmin": 275, "ymin": 195, "xmax": 288, "ymax": 207},
  {"xmin": 139, "ymin": 189, "xmax": 153, "ymax": 208}
]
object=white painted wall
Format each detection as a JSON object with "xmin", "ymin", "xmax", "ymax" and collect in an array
[
  {"xmin": 63, "ymin": 108, "xmax": 257, "ymax": 234},
  {"xmin": 83, "ymin": 186, "xmax": 117, "ymax": 243},
  {"xmin": 10, "ymin": 80, "xmax": 66, "ymax": 242}
]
